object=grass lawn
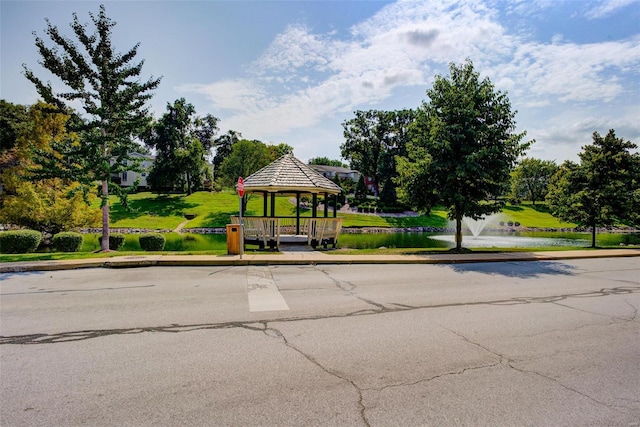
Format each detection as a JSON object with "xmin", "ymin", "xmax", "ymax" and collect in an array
[
  {"xmin": 106, "ymin": 191, "xmax": 579, "ymax": 230},
  {"xmin": 11, "ymin": 192, "xmax": 640, "ymax": 262},
  {"xmin": 501, "ymin": 202, "xmax": 576, "ymax": 228}
]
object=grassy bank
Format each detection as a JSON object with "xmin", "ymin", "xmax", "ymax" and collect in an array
[
  {"xmin": 107, "ymin": 191, "xmax": 573, "ymax": 230},
  {"xmin": 4, "ymin": 191, "xmax": 637, "ymax": 262}
]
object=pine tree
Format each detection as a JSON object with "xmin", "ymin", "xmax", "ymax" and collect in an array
[{"xmin": 23, "ymin": 5, "xmax": 161, "ymax": 251}]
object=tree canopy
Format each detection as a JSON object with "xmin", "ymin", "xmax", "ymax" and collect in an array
[
  {"xmin": 216, "ymin": 139, "xmax": 274, "ymax": 188},
  {"xmin": 341, "ymin": 109, "xmax": 414, "ymax": 203},
  {"xmin": 0, "ymin": 102, "xmax": 101, "ymax": 235},
  {"xmin": 396, "ymin": 60, "xmax": 529, "ymax": 249},
  {"xmin": 510, "ymin": 158, "xmax": 558, "ymax": 205},
  {"xmin": 23, "ymin": 4, "xmax": 161, "ymax": 251},
  {"xmin": 144, "ymin": 98, "xmax": 218, "ymax": 194},
  {"xmin": 547, "ymin": 130, "xmax": 639, "ymax": 247},
  {"xmin": 308, "ymin": 157, "xmax": 347, "ymax": 168}
]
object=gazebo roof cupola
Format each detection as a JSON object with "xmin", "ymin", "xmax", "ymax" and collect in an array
[{"xmin": 243, "ymin": 154, "xmax": 342, "ymax": 194}]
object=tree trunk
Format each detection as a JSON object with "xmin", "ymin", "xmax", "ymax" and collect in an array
[
  {"xmin": 591, "ymin": 220, "xmax": 597, "ymax": 248},
  {"xmin": 455, "ymin": 216, "xmax": 463, "ymax": 250},
  {"xmin": 101, "ymin": 179, "xmax": 110, "ymax": 252},
  {"xmin": 186, "ymin": 172, "xmax": 192, "ymax": 195}
]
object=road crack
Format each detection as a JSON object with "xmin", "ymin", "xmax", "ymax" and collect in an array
[
  {"xmin": 444, "ymin": 326, "xmax": 638, "ymax": 416},
  {"xmin": 3, "ymin": 286, "xmax": 639, "ymax": 345},
  {"xmin": 260, "ymin": 322, "xmax": 370, "ymax": 427},
  {"xmin": 314, "ymin": 266, "xmax": 387, "ymax": 312}
]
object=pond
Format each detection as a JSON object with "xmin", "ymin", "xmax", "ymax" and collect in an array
[{"xmin": 337, "ymin": 231, "xmax": 640, "ymax": 250}]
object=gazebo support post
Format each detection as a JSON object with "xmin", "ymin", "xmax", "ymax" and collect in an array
[
  {"xmin": 270, "ymin": 193, "xmax": 276, "ymax": 217},
  {"xmin": 312, "ymin": 193, "xmax": 317, "ymax": 218},
  {"xmin": 296, "ymin": 192, "xmax": 301, "ymax": 235},
  {"xmin": 323, "ymin": 192, "xmax": 329, "ymax": 217},
  {"xmin": 263, "ymin": 191, "xmax": 268, "ymax": 217},
  {"xmin": 334, "ymin": 194, "xmax": 338, "ymax": 218}
]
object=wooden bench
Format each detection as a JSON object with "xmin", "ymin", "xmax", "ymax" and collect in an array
[
  {"xmin": 308, "ymin": 218, "xmax": 343, "ymax": 249},
  {"xmin": 230, "ymin": 216, "xmax": 280, "ymax": 250}
]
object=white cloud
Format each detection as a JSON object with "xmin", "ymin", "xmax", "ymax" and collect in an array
[
  {"xmin": 494, "ymin": 36, "xmax": 640, "ymax": 105},
  {"xmin": 179, "ymin": 0, "xmax": 640, "ymax": 161},
  {"xmin": 584, "ymin": 0, "xmax": 639, "ymax": 19}
]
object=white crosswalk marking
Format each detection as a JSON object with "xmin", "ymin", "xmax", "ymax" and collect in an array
[{"xmin": 246, "ymin": 267, "xmax": 290, "ymax": 312}]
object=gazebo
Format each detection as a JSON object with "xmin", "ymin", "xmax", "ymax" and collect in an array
[{"xmin": 231, "ymin": 154, "xmax": 343, "ymax": 250}]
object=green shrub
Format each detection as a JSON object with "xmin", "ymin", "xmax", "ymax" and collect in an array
[
  {"xmin": 52, "ymin": 232, "xmax": 83, "ymax": 252},
  {"xmin": 98, "ymin": 233, "xmax": 126, "ymax": 250},
  {"xmin": 138, "ymin": 233, "xmax": 166, "ymax": 251},
  {"xmin": 0, "ymin": 230, "xmax": 42, "ymax": 254}
]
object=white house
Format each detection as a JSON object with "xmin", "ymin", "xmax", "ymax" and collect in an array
[
  {"xmin": 308, "ymin": 164, "xmax": 360, "ymax": 182},
  {"xmin": 113, "ymin": 152, "xmax": 155, "ymax": 188}
]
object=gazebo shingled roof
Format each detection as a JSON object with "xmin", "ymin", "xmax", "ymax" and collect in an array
[{"xmin": 243, "ymin": 154, "xmax": 342, "ymax": 194}]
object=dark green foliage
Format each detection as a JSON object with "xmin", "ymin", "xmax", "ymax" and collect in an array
[
  {"xmin": 0, "ymin": 101, "xmax": 29, "ymax": 189},
  {"xmin": 98, "ymin": 233, "xmax": 126, "ymax": 251},
  {"xmin": 52, "ymin": 231, "xmax": 83, "ymax": 252},
  {"xmin": 23, "ymin": 5, "xmax": 161, "ymax": 251},
  {"xmin": 0, "ymin": 230, "xmax": 42, "ymax": 253},
  {"xmin": 0, "ymin": 100, "xmax": 28, "ymax": 154},
  {"xmin": 213, "ymin": 130, "xmax": 242, "ymax": 173},
  {"xmin": 510, "ymin": 158, "xmax": 558, "ymax": 205},
  {"xmin": 217, "ymin": 139, "xmax": 273, "ymax": 187},
  {"xmin": 269, "ymin": 143, "xmax": 294, "ymax": 159},
  {"xmin": 354, "ymin": 175, "xmax": 369, "ymax": 203},
  {"xmin": 138, "ymin": 232, "xmax": 166, "ymax": 251},
  {"xmin": 145, "ymin": 98, "xmax": 218, "ymax": 194},
  {"xmin": 547, "ymin": 130, "xmax": 639, "ymax": 247},
  {"xmin": 341, "ymin": 109, "xmax": 414, "ymax": 200},
  {"xmin": 396, "ymin": 59, "xmax": 530, "ymax": 249},
  {"xmin": 309, "ymin": 157, "xmax": 347, "ymax": 167}
]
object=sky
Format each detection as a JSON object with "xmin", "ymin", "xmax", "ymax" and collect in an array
[{"xmin": 1, "ymin": 0, "xmax": 639, "ymax": 164}]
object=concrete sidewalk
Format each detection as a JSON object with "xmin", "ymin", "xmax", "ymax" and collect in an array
[{"xmin": 1, "ymin": 248, "xmax": 639, "ymax": 273}]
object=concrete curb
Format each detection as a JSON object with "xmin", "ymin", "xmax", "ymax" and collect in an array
[{"xmin": 1, "ymin": 249, "xmax": 639, "ymax": 273}]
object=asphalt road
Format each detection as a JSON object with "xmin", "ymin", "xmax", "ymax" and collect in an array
[{"xmin": 1, "ymin": 258, "xmax": 639, "ymax": 426}]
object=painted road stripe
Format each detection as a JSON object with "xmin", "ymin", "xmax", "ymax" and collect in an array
[{"xmin": 247, "ymin": 267, "xmax": 290, "ymax": 312}]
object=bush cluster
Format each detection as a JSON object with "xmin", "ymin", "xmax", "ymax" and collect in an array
[
  {"xmin": 98, "ymin": 233, "xmax": 126, "ymax": 250},
  {"xmin": 0, "ymin": 230, "xmax": 42, "ymax": 254},
  {"xmin": 52, "ymin": 232, "xmax": 83, "ymax": 252},
  {"xmin": 138, "ymin": 233, "xmax": 166, "ymax": 251}
]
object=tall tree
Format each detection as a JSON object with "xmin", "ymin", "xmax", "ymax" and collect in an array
[
  {"xmin": 341, "ymin": 109, "xmax": 414, "ymax": 200},
  {"xmin": 216, "ymin": 139, "xmax": 272, "ymax": 188},
  {"xmin": 0, "ymin": 101, "xmax": 29, "ymax": 193},
  {"xmin": 269, "ymin": 143, "xmax": 294, "ymax": 160},
  {"xmin": 547, "ymin": 130, "xmax": 639, "ymax": 247},
  {"xmin": 145, "ymin": 98, "xmax": 217, "ymax": 194},
  {"xmin": 23, "ymin": 5, "xmax": 161, "ymax": 251},
  {"xmin": 212, "ymin": 130, "xmax": 242, "ymax": 173},
  {"xmin": 308, "ymin": 157, "xmax": 347, "ymax": 167},
  {"xmin": 0, "ymin": 102, "xmax": 101, "ymax": 235},
  {"xmin": 396, "ymin": 60, "xmax": 529, "ymax": 249},
  {"xmin": 510, "ymin": 158, "xmax": 558, "ymax": 205}
]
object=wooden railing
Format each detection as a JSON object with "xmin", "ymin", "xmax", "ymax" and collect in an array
[
  {"xmin": 230, "ymin": 217, "xmax": 280, "ymax": 250},
  {"xmin": 308, "ymin": 218, "xmax": 343, "ymax": 249},
  {"xmin": 230, "ymin": 216, "xmax": 342, "ymax": 250}
]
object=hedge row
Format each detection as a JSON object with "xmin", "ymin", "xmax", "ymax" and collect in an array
[
  {"xmin": 0, "ymin": 230, "xmax": 172, "ymax": 254},
  {"xmin": 0, "ymin": 230, "xmax": 42, "ymax": 254},
  {"xmin": 52, "ymin": 232, "xmax": 83, "ymax": 252},
  {"xmin": 138, "ymin": 233, "xmax": 166, "ymax": 251}
]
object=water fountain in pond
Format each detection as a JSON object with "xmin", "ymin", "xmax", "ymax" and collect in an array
[
  {"xmin": 430, "ymin": 214, "xmax": 587, "ymax": 248},
  {"xmin": 463, "ymin": 214, "xmax": 501, "ymax": 237}
]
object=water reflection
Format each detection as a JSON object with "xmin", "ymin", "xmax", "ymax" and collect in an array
[{"xmin": 337, "ymin": 231, "xmax": 640, "ymax": 249}]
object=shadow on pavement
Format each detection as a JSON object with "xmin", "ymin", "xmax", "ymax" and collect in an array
[{"xmin": 440, "ymin": 260, "xmax": 579, "ymax": 278}]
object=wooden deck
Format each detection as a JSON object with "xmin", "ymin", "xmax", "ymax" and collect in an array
[{"xmin": 230, "ymin": 217, "xmax": 343, "ymax": 250}]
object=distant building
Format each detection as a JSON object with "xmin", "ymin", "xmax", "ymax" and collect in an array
[
  {"xmin": 111, "ymin": 152, "xmax": 155, "ymax": 188},
  {"xmin": 308, "ymin": 164, "xmax": 360, "ymax": 182}
]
